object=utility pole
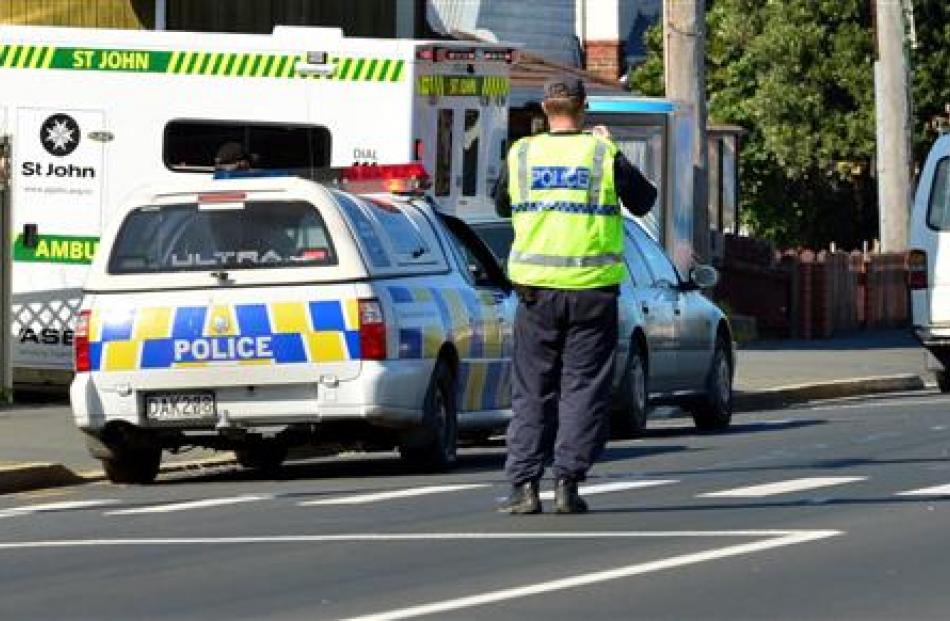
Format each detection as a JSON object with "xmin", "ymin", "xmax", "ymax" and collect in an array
[
  {"xmin": 874, "ymin": 0, "xmax": 913, "ymax": 252},
  {"xmin": 0, "ymin": 135, "xmax": 11, "ymax": 403},
  {"xmin": 663, "ymin": 0, "xmax": 709, "ymax": 263}
]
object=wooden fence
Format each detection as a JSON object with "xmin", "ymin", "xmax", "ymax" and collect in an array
[{"xmin": 714, "ymin": 235, "xmax": 911, "ymax": 339}]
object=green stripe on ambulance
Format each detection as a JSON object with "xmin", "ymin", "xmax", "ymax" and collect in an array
[
  {"xmin": 0, "ymin": 44, "xmax": 405, "ymax": 81},
  {"xmin": 13, "ymin": 234, "xmax": 99, "ymax": 265}
]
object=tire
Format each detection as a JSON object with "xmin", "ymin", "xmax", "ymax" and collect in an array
[
  {"xmin": 235, "ymin": 440, "xmax": 287, "ymax": 473},
  {"xmin": 613, "ymin": 344, "xmax": 649, "ymax": 438},
  {"xmin": 689, "ymin": 337, "xmax": 733, "ymax": 432},
  {"xmin": 400, "ymin": 359, "xmax": 458, "ymax": 472},
  {"xmin": 102, "ymin": 445, "xmax": 162, "ymax": 485},
  {"xmin": 936, "ymin": 370, "xmax": 950, "ymax": 394}
]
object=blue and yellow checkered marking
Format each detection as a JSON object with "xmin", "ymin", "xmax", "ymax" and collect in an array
[
  {"xmin": 88, "ymin": 300, "xmax": 360, "ymax": 371},
  {"xmin": 457, "ymin": 361, "xmax": 511, "ymax": 411},
  {"xmin": 387, "ymin": 285, "xmax": 512, "ymax": 412},
  {"xmin": 387, "ymin": 285, "xmax": 507, "ymax": 361}
]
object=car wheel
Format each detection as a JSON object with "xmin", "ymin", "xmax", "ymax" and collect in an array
[
  {"xmin": 235, "ymin": 440, "xmax": 287, "ymax": 473},
  {"xmin": 613, "ymin": 344, "xmax": 648, "ymax": 438},
  {"xmin": 689, "ymin": 337, "xmax": 733, "ymax": 432},
  {"xmin": 936, "ymin": 370, "xmax": 950, "ymax": 393},
  {"xmin": 102, "ymin": 445, "xmax": 162, "ymax": 485},
  {"xmin": 400, "ymin": 359, "xmax": 458, "ymax": 472}
]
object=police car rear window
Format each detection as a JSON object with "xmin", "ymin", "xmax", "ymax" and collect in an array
[{"xmin": 108, "ymin": 201, "xmax": 337, "ymax": 274}]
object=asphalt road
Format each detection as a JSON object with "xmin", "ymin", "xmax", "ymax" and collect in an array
[{"xmin": 2, "ymin": 393, "xmax": 950, "ymax": 620}]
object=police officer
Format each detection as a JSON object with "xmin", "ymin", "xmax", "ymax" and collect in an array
[{"xmin": 495, "ymin": 77, "xmax": 657, "ymax": 514}]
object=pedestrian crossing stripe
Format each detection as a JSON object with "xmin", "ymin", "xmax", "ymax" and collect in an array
[
  {"xmin": 12, "ymin": 476, "xmax": 950, "ymax": 518},
  {"xmin": 0, "ymin": 44, "xmax": 406, "ymax": 82}
]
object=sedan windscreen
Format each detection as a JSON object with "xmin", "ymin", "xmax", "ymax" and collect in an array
[{"xmin": 108, "ymin": 201, "xmax": 337, "ymax": 274}]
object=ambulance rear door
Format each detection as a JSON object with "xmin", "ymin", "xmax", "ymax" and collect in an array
[
  {"xmin": 11, "ymin": 107, "xmax": 107, "ymax": 370},
  {"xmin": 415, "ymin": 48, "xmax": 512, "ymax": 219}
]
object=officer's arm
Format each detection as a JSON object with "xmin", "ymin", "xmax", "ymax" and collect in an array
[
  {"xmin": 615, "ymin": 153, "xmax": 657, "ymax": 216},
  {"xmin": 493, "ymin": 165, "xmax": 512, "ymax": 218}
]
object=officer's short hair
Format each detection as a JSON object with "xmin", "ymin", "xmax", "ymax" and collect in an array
[{"xmin": 542, "ymin": 76, "xmax": 586, "ymax": 116}]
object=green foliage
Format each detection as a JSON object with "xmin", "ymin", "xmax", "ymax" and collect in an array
[
  {"xmin": 631, "ymin": 1, "xmax": 883, "ymax": 248},
  {"xmin": 911, "ymin": 2, "xmax": 950, "ymax": 160}
]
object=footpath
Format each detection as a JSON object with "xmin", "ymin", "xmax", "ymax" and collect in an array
[{"xmin": 0, "ymin": 329, "xmax": 933, "ymax": 494}]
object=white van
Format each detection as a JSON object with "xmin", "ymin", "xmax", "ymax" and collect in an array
[{"xmin": 910, "ymin": 133, "xmax": 950, "ymax": 390}]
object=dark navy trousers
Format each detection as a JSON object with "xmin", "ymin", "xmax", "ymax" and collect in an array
[{"xmin": 505, "ymin": 286, "xmax": 619, "ymax": 485}]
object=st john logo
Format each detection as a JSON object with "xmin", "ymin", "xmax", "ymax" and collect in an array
[{"xmin": 40, "ymin": 113, "xmax": 81, "ymax": 157}]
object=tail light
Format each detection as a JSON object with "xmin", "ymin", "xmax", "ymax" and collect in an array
[
  {"xmin": 908, "ymin": 249, "xmax": 928, "ymax": 289},
  {"xmin": 74, "ymin": 310, "xmax": 92, "ymax": 372},
  {"xmin": 358, "ymin": 299, "xmax": 387, "ymax": 360}
]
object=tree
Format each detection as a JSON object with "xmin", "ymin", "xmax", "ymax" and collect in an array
[
  {"xmin": 631, "ymin": 0, "xmax": 878, "ymax": 249},
  {"xmin": 910, "ymin": 2, "xmax": 950, "ymax": 162}
]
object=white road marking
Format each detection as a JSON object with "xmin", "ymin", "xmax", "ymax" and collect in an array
[
  {"xmin": 0, "ymin": 499, "xmax": 118, "ymax": 519},
  {"xmin": 299, "ymin": 484, "xmax": 490, "ymax": 507},
  {"xmin": 339, "ymin": 530, "xmax": 843, "ymax": 621},
  {"xmin": 700, "ymin": 476, "xmax": 867, "ymax": 498},
  {"xmin": 896, "ymin": 483, "xmax": 950, "ymax": 496},
  {"xmin": 105, "ymin": 495, "xmax": 270, "ymax": 516},
  {"xmin": 538, "ymin": 480, "xmax": 676, "ymax": 501},
  {"xmin": 0, "ymin": 529, "xmax": 839, "ymax": 548},
  {"xmin": 807, "ymin": 396, "xmax": 948, "ymax": 412}
]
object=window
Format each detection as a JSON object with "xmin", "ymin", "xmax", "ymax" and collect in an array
[
  {"xmin": 333, "ymin": 192, "xmax": 391, "ymax": 268},
  {"xmin": 164, "ymin": 121, "xmax": 331, "ymax": 173},
  {"xmin": 626, "ymin": 221, "xmax": 680, "ymax": 285},
  {"xmin": 435, "ymin": 109, "xmax": 454, "ymax": 196},
  {"xmin": 622, "ymin": 231, "xmax": 654, "ymax": 288},
  {"xmin": 365, "ymin": 199, "xmax": 435, "ymax": 265},
  {"xmin": 927, "ymin": 157, "xmax": 950, "ymax": 231},
  {"xmin": 109, "ymin": 201, "xmax": 336, "ymax": 274},
  {"xmin": 463, "ymin": 109, "xmax": 480, "ymax": 197}
]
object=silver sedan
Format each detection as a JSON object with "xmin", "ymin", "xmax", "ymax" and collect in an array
[{"xmin": 469, "ymin": 217, "xmax": 735, "ymax": 436}]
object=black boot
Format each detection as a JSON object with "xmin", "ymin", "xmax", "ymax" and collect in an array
[
  {"xmin": 498, "ymin": 481, "xmax": 541, "ymax": 514},
  {"xmin": 554, "ymin": 478, "xmax": 588, "ymax": 514}
]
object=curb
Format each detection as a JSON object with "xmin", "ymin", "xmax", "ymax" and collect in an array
[
  {"xmin": 734, "ymin": 374, "xmax": 927, "ymax": 412},
  {"xmin": 0, "ymin": 456, "xmax": 237, "ymax": 496},
  {"xmin": 0, "ymin": 463, "xmax": 84, "ymax": 495}
]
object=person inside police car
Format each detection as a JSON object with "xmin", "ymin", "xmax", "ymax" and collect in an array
[
  {"xmin": 214, "ymin": 141, "xmax": 252, "ymax": 172},
  {"xmin": 494, "ymin": 76, "xmax": 657, "ymax": 514}
]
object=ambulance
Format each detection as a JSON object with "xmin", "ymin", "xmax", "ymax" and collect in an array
[{"xmin": 0, "ymin": 25, "xmax": 514, "ymax": 383}]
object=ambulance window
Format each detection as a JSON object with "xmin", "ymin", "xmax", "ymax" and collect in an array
[
  {"xmin": 362, "ymin": 199, "xmax": 437, "ymax": 266},
  {"xmin": 435, "ymin": 109, "xmax": 454, "ymax": 196},
  {"xmin": 163, "ymin": 121, "xmax": 331, "ymax": 172},
  {"xmin": 333, "ymin": 191, "xmax": 392, "ymax": 268},
  {"xmin": 463, "ymin": 110, "xmax": 481, "ymax": 197},
  {"xmin": 927, "ymin": 157, "xmax": 950, "ymax": 230},
  {"xmin": 108, "ymin": 201, "xmax": 337, "ymax": 273}
]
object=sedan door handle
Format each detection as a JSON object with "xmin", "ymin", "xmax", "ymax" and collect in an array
[
  {"xmin": 641, "ymin": 304, "xmax": 650, "ymax": 315},
  {"xmin": 674, "ymin": 308, "xmax": 682, "ymax": 316}
]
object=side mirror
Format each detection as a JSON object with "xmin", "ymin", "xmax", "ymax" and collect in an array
[{"xmin": 690, "ymin": 265, "xmax": 719, "ymax": 289}]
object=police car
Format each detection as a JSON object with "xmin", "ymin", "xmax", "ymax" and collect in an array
[{"xmin": 70, "ymin": 164, "xmax": 516, "ymax": 484}]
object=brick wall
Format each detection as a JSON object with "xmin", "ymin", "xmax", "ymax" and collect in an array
[{"xmin": 585, "ymin": 40, "xmax": 624, "ymax": 82}]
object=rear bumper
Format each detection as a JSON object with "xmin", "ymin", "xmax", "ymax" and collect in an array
[{"xmin": 70, "ymin": 359, "xmax": 434, "ymax": 434}]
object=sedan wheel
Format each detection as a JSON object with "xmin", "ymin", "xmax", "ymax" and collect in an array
[
  {"xmin": 613, "ymin": 347, "xmax": 648, "ymax": 438},
  {"xmin": 689, "ymin": 338, "xmax": 733, "ymax": 431}
]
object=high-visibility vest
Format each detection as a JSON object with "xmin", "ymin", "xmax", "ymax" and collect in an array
[{"xmin": 507, "ymin": 132, "xmax": 625, "ymax": 289}]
